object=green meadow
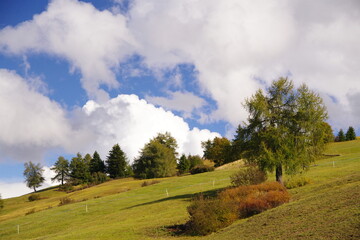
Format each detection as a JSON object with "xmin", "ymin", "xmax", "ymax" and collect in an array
[{"xmin": 1, "ymin": 140, "xmax": 359, "ymax": 240}]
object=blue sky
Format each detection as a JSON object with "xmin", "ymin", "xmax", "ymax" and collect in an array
[{"xmin": 0, "ymin": 0, "xmax": 359, "ymax": 198}]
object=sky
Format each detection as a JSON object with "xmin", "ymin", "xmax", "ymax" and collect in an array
[{"xmin": 0, "ymin": 0, "xmax": 359, "ymax": 199}]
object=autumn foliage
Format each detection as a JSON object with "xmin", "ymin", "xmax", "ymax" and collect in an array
[{"xmin": 186, "ymin": 182, "xmax": 290, "ymax": 235}]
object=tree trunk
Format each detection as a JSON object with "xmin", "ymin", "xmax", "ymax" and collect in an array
[
  {"xmin": 61, "ymin": 175, "xmax": 64, "ymax": 186},
  {"xmin": 33, "ymin": 186, "xmax": 37, "ymax": 192},
  {"xmin": 276, "ymin": 165, "xmax": 283, "ymax": 185}
]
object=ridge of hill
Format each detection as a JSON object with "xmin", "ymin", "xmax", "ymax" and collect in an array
[{"xmin": 0, "ymin": 140, "xmax": 359, "ymax": 239}]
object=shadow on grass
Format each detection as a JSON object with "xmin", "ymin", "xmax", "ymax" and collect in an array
[{"xmin": 123, "ymin": 187, "xmax": 223, "ymax": 210}]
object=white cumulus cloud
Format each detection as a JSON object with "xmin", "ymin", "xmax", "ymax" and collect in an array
[
  {"xmin": 127, "ymin": 0, "xmax": 360, "ymax": 128},
  {"xmin": 0, "ymin": 0, "xmax": 136, "ymax": 101},
  {"xmin": 0, "ymin": 69, "xmax": 88, "ymax": 162},
  {"xmin": 79, "ymin": 94, "xmax": 220, "ymax": 161}
]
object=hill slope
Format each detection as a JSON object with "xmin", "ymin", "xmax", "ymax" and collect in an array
[{"xmin": 0, "ymin": 140, "xmax": 359, "ymax": 239}]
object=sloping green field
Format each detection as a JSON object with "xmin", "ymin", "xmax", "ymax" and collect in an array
[{"xmin": 1, "ymin": 140, "xmax": 359, "ymax": 239}]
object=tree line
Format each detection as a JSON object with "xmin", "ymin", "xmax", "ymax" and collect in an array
[
  {"xmin": 23, "ymin": 132, "xmax": 210, "ymax": 192},
  {"xmin": 22, "ymin": 77, "xmax": 357, "ymax": 192}
]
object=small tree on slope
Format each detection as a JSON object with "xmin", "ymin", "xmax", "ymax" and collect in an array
[
  {"xmin": 235, "ymin": 77, "xmax": 328, "ymax": 184},
  {"xmin": 24, "ymin": 161, "xmax": 45, "ymax": 192}
]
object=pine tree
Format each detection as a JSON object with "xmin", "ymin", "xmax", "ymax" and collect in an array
[
  {"xmin": 337, "ymin": 129, "xmax": 345, "ymax": 142},
  {"xmin": 90, "ymin": 151, "xmax": 105, "ymax": 174},
  {"xmin": 106, "ymin": 144, "xmax": 128, "ymax": 178},
  {"xmin": 69, "ymin": 153, "xmax": 92, "ymax": 184},
  {"xmin": 345, "ymin": 126, "xmax": 356, "ymax": 141},
  {"xmin": 23, "ymin": 161, "xmax": 45, "ymax": 192},
  {"xmin": 51, "ymin": 156, "xmax": 70, "ymax": 185},
  {"xmin": 178, "ymin": 154, "xmax": 191, "ymax": 174}
]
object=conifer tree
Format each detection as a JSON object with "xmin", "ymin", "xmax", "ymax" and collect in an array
[
  {"xmin": 51, "ymin": 156, "xmax": 70, "ymax": 185},
  {"xmin": 106, "ymin": 144, "xmax": 128, "ymax": 178},
  {"xmin": 337, "ymin": 129, "xmax": 345, "ymax": 142},
  {"xmin": 178, "ymin": 154, "xmax": 190, "ymax": 174},
  {"xmin": 345, "ymin": 126, "xmax": 356, "ymax": 141},
  {"xmin": 90, "ymin": 151, "xmax": 105, "ymax": 174},
  {"xmin": 69, "ymin": 153, "xmax": 92, "ymax": 184}
]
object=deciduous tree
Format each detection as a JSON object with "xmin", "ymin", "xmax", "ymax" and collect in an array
[
  {"xmin": 202, "ymin": 137, "xmax": 231, "ymax": 166},
  {"xmin": 236, "ymin": 77, "xmax": 328, "ymax": 184},
  {"xmin": 23, "ymin": 161, "xmax": 45, "ymax": 192},
  {"xmin": 133, "ymin": 133, "xmax": 178, "ymax": 179}
]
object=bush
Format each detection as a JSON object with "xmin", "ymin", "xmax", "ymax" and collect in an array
[
  {"xmin": 28, "ymin": 194, "xmax": 41, "ymax": 202},
  {"xmin": 186, "ymin": 195, "xmax": 238, "ymax": 235},
  {"xmin": 230, "ymin": 166, "xmax": 267, "ymax": 186},
  {"xmin": 190, "ymin": 165, "xmax": 215, "ymax": 175},
  {"xmin": 91, "ymin": 172, "xmax": 109, "ymax": 185},
  {"xmin": 284, "ymin": 175, "xmax": 311, "ymax": 189},
  {"xmin": 186, "ymin": 182, "xmax": 290, "ymax": 235},
  {"xmin": 219, "ymin": 182, "xmax": 290, "ymax": 218},
  {"xmin": 58, "ymin": 197, "xmax": 76, "ymax": 206},
  {"xmin": 141, "ymin": 180, "xmax": 160, "ymax": 187}
]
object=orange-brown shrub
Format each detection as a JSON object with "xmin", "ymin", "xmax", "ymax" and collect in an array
[
  {"xmin": 219, "ymin": 182, "xmax": 290, "ymax": 218},
  {"xmin": 185, "ymin": 182, "xmax": 290, "ymax": 235}
]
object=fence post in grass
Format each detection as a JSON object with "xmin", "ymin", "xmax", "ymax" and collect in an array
[
  {"xmin": 166, "ymin": 188, "xmax": 169, "ymax": 197},
  {"xmin": 86, "ymin": 204, "xmax": 88, "ymax": 213},
  {"xmin": 333, "ymin": 161, "xmax": 335, "ymax": 167},
  {"xmin": 212, "ymin": 179, "xmax": 215, "ymax": 187},
  {"xmin": 17, "ymin": 225, "xmax": 19, "ymax": 234}
]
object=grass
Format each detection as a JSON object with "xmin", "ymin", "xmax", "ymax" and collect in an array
[{"xmin": 0, "ymin": 140, "xmax": 359, "ymax": 239}]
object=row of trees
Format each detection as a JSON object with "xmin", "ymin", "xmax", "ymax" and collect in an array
[
  {"xmin": 336, "ymin": 127, "xmax": 356, "ymax": 142},
  {"xmin": 51, "ymin": 145, "xmax": 132, "ymax": 186},
  {"xmin": 24, "ymin": 132, "xmax": 208, "ymax": 192},
  {"xmin": 23, "ymin": 78, "xmax": 357, "ymax": 191}
]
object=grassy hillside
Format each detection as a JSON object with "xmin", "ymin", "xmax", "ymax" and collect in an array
[{"xmin": 0, "ymin": 140, "xmax": 359, "ymax": 239}]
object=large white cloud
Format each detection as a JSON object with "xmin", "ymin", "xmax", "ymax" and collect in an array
[
  {"xmin": 127, "ymin": 0, "xmax": 360, "ymax": 127},
  {"xmin": 0, "ymin": 68, "xmax": 219, "ymax": 163},
  {"xmin": 1, "ymin": 0, "xmax": 359, "ymax": 129},
  {"xmin": 80, "ymin": 94, "xmax": 220, "ymax": 161},
  {"xmin": 0, "ymin": 69, "xmax": 88, "ymax": 162},
  {"xmin": 0, "ymin": 0, "xmax": 136, "ymax": 101}
]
